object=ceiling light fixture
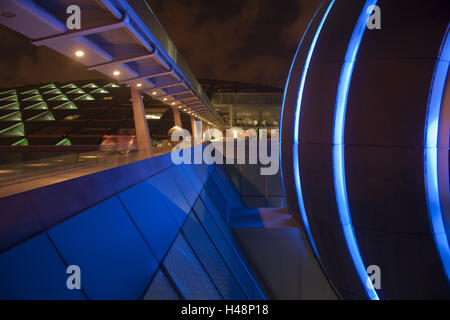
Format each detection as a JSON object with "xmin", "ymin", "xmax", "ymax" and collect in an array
[{"xmin": 75, "ymin": 50, "xmax": 84, "ymax": 57}]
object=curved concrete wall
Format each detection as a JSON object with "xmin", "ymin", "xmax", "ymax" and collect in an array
[{"xmin": 280, "ymin": 0, "xmax": 450, "ymax": 299}]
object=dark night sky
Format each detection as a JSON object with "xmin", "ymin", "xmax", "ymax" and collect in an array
[{"xmin": 0, "ymin": 0, "xmax": 321, "ymax": 89}]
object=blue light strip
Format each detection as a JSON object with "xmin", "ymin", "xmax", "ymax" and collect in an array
[
  {"xmin": 294, "ymin": 1, "xmax": 335, "ymax": 144},
  {"xmin": 332, "ymin": 0, "xmax": 379, "ymax": 300},
  {"xmin": 293, "ymin": 0, "xmax": 336, "ymax": 258},
  {"xmin": 424, "ymin": 23, "xmax": 450, "ymax": 281},
  {"xmin": 279, "ymin": 1, "xmax": 325, "ymax": 214}
]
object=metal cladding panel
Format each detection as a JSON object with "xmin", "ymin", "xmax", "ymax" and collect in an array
[
  {"xmin": 439, "ymin": 78, "xmax": 450, "ymax": 149},
  {"xmin": 345, "ymin": 146, "xmax": 430, "ymax": 233},
  {"xmin": 47, "ymin": 197, "xmax": 159, "ymax": 299},
  {"xmin": 280, "ymin": 0, "xmax": 334, "ymax": 145},
  {"xmin": 169, "ymin": 164, "xmax": 200, "ymax": 207},
  {"xmin": 357, "ymin": 0, "xmax": 450, "ymax": 61},
  {"xmin": 118, "ymin": 180, "xmax": 180, "ymax": 262},
  {"xmin": 298, "ymin": 144, "xmax": 341, "ymax": 226},
  {"xmin": 0, "ymin": 145, "xmax": 266, "ymax": 299},
  {"xmin": 183, "ymin": 214, "xmax": 247, "ymax": 299},
  {"xmin": 163, "ymin": 233, "xmax": 222, "ymax": 300},
  {"xmin": 147, "ymin": 168, "xmax": 190, "ymax": 226},
  {"xmin": 345, "ymin": 0, "xmax": 449, "ymax": 148},
  {"xmin": 0, "ymin": 234, "xmax": 86, "ymax": 299},
  {"xmin": 346, "ymin": 146, "xmax": 449, "ymax": 298},
  {"xmin": 0, "ymin": 192, "xmax": 44, "ymax": 253},
  {"xmin": 212, "ymin": 167, "xmax": 243, "ymax": 207},
  {"xmin": 308, "ymin": 219, "xmax": 367, "ymax": 299},
  {"xmin": 0, "ymin": 152, "xmax": 172, "ymax": 253},
  {"xmin": 345, "ymin": 59, "xmax": 436, "ymax": 147},
  {"xmin": 355, "ymin": 229, "xmax": 449, "ymax": 299},
  {"xmin": 439, "ymin": 149, "xmax": 450, "ymax": 227},
  {"xmin": 311, "ymin": 0, "xmax": 367, "ymax": 66},
  {"xmin": 143, "ymin": 269, "xmax": 180, "ymax": 300},
  {"xmin": 204, "ymin": 176, "xmax": 230, "ymax": 219},
  {"xmin": 200, "ymin": 191, "xmax": 242, "ymax": 251},
  {"xmin": 193, "ymin": 196, "xmax": 265, "ymax": 299},
  {"xmin": 279, "ymin": 142, "xmax": 301, "ymax": 218},
  {"xmin": 298, "ymin": 63, "xmax": 343, "ymax": 143}
]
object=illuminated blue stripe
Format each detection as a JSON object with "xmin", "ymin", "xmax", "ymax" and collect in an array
[
  {"xmin": 279, "ymin": 1, "xmax": 325, "ymax": 212},
  {"xmin": 332, "ymin": 1, "xmax": 379, "ymax": 300},
  {"xmin": 294, "ymin": 1, "xmax": 335, "ymax": 144},
  {"xmin": 293, "ymin": 0, "xmax": 336, "ymax": 258},
  {"xmin": 424, "ymin": 23, "xmax": 450, "ymax": 281}
]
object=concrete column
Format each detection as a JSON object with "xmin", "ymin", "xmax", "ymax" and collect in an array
[
  {"xmin": 172, "ymin": 107, "xmax": 182, "ymax": 128},
  {"xmin": 130, "ymin": 86, "xmax": 153, "ymax": 158},
  {"xmin": 191, "ymin": 116, "xmax": 201, "ymax": 145}
]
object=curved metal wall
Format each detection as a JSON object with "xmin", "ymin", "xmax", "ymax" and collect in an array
[{"xmin": 280, "ymin": 0, "xmax": 450, "ymax": 299}]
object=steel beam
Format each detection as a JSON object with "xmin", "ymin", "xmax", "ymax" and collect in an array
[
  {"xmin": 32, "ymin": 16, "xmax": 127, "ymax": 46},
  {"xmin": 121, "ymin": 68, "xmax": 180, "ymax": 84},
  {"xmin": 87, "ymin": 51, "xmax": 156, "ymax": 70},
  {"xmin": 156, "ymin": 89, "xmax": 193, "ymax": 99}
]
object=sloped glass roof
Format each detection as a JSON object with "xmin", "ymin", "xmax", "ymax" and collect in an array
[
  {"xmin": 0, "ymin": 111, "xmax": 22, "ymax": 121},
  {"xmin": 0, "ymin": 122, "xmax": 25, "ymax": 136},
  {"xmin": 40, "ymin": 84, "xmax": 57, "ymax": 89},
  {"xmin": 90, "ymin": 88, "xmax": 109, "ymax": 94},
  {"xmin": 0, "ymin": 95, "xmax": 18, "ymax": 102},
  {"xmin": 0, "ymin": 102, "xmax": 20, "ymax": 110},
  {"xmin": 23, "ymin": 102, "xmax": 48, "ymax": 110},
  {"xmin": 66, "ymin": 88, "xmax": 86, "ymax": 94},
  {"xmin": 60, "ymin": 83, "xmax": 77, "ymax": 89},
  {"xmin": 55, "ymin": 138, "xmax": 71, "ymax": 146},
  {"xmin": 20, "ymin": 89, "xmax": 39, "ymax": 95},
  {"xmin": 11, "ymin": 137, "xmax": 28, "ymax": 146},
  {"xmin": 104, "ymin": 83, "xmax": 120, "ymax": 88},
  {"xmin": 42, "ymin": 88, "xmax": 63, "ymax": 94},
  {"xmin": 0, "ymin": 89, "xmax": 17, "ymax": 95},
  {"xmin": 73, "ymin": 94, "xmax": 95, "ymax": 101},
  {"xmin": 22, "ymin": 94, "xmax": 43, "ymax": 101},
  {"xmin": 26, "ymin": 111, "xmax": 55, "ymax": 121},
  {"xmin": 52, "ymin": 101, "xmax": 77, "ymax": 110},
  {"xmin": 48, "ymin": 94, "xmax": 69, "ymax": 101},
  {"xmin": 82, "ymin": 83, "xmax": 99, "ymax": 89}
]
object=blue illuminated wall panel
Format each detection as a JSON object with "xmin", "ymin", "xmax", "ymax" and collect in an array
[
  {"xmin": 47, "ymin": 197, "xmax": 159, "ymax": 300},
  {"xmin": 169, "ymin": 164, "xmax": 199, "ymax": 207},
  {"xmin": 183, "ymin": 213, "xmax": 247, "ymax": 299},
  {"xmin": 163, "ymin": 232, "xmax": 223, "ymax": 300},
  {"xmin": 118, "ymin": 180, "xmax": 179, "ymax": 261},
  {"xmin": 0, "ymin": 152, "xmax": 265, "ymax": 300},
  {"xmin": 146, "ymin": 169, "xmax": 190, "ymax": 226},
  {"xmin": 204, "ymin": 177, "xmax": 230, "ymax": 219},
  {"xmin": 193, "ymin": 197, "xmax": 265, "ymax": 299},
  {"xmin": 0, "ymin": 234, "xmax": 86, "ymax": 300},
  {"xmin": 143, "ymin": 269, "xmax": 180, "ymax": 300}
]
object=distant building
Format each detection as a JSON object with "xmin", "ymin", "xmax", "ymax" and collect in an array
[{"xmin": 200, "ymin": 79, "xmax": 283, "ymax": 131}]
